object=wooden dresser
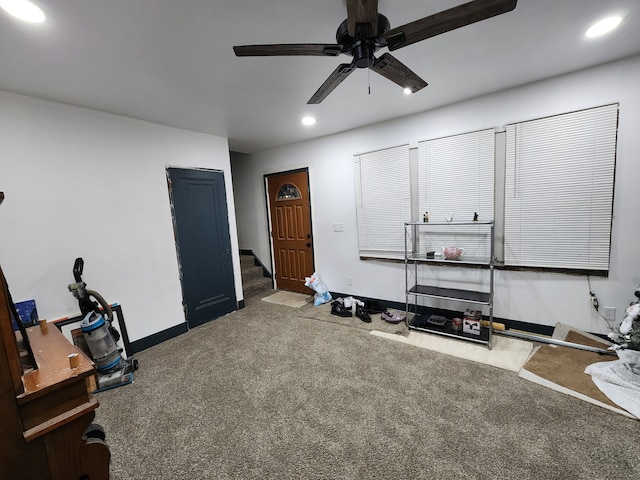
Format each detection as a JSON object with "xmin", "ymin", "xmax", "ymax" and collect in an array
[{"xmin": 0, "ymin": 265, "xmax": 110, "ymax": 480}]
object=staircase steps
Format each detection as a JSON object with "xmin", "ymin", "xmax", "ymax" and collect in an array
[{"xmin": 240, "ymin": 254, "xmax": 273, "ymax": 299}]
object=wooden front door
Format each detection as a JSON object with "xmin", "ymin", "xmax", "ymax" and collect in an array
[{"xmin": 267, "ymin": 170, "xmax": 314, "ymax": 294}]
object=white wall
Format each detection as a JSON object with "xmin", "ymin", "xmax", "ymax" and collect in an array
[
  {"xmin": 230, "ymin": 151, "xmax": 270, "ymax": 258},
  {"xmin": 0, "ymin": 91, "xmax": 242, "ymax": 343},
  {"xmin": 235, "ymin": 54, "xmax": 640, "ymax": 335}
]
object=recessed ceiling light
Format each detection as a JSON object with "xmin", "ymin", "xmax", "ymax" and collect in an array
[
  {"xmin": 302, "ymin": 116, "xmax": 316, "ymax": 126},
  {"xmin": 585, "ymin": 16, "xmax": 622, "ymax": 38},
  {"xmin": 403, "ymin": 87, "xmax": 413, "ymax": 95},
  {"xmin": 0, "ymin": 0, "xmax": 46, "ymax": 23}
]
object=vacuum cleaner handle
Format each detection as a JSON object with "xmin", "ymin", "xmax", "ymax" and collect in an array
[{"xmin": 73, "ymin": 257, "xmax": 84, "ymax": 283}]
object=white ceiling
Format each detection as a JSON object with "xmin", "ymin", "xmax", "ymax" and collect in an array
[{"xmin": 1, "ymin": 0, "xmax": 639, "ymax": 154}]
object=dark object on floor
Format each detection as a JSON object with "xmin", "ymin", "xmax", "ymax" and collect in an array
[
  {"xmin": 364, "ymin": 300, "xmax": 386, "ymax": 314},
  {"xmin": 84, "ymin": 424, "xmax": 106, "ymax": 441},
  {"xmin": 426, "ymin": 315, "xmax": 448, "ymax": 326},
  {"xmin": 426, "ymin": 251, "xmax": 435, "ymax": 258},
  {"xmin": 355, "ymin": 304, "xmax": 371, "ymax": 323},
  {"xmin": 331, "ymin": 301, "xmax": 352, "ymax": 317}
]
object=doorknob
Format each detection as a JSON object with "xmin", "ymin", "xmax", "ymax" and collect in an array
[{"xmin": 306, "ymin": 243, "xmax": 311, "ymax": 247}]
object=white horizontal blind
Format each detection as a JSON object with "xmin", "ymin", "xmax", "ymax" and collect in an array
[
  {"xmin": 504, "ymin": 104, "xmax": 618, "ymax": 270},
  {"xmin": 417, "ymin": 129, "xmax": 495, "ymax": 258},
  {"xmin": 354, "ymin": 145, "xmax": 411, "ymax": 257}
]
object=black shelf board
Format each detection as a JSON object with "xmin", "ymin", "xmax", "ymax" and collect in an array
[
  {"xmin": 408, "ymin": 285, "xmax": 490, "ymax": 304},
  {"xmin": 408, "ymin": 315, "xmax": 491, "ymax": 344}
]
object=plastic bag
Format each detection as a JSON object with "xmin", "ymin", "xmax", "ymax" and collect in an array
[{"xmin": 304, "ymin": 272, "xmax": 332, "ymax": 306}]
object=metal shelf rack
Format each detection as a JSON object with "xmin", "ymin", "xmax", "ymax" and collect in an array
[{"xmin": 404, "ymin": 220, "xmax": 495, "ymax": 349}]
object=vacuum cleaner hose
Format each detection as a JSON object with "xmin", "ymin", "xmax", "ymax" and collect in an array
[{"xmin": 86, "ymin": 289, "xmax": 113, "ymax": 324}]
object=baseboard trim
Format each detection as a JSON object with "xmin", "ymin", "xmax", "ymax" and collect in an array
[{"xmin": 130, "ymin": 322, "xmax": 189, "ymax": 354}]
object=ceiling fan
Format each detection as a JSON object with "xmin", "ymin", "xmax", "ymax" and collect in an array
[{"xmin": 233, "ymin": 0, "xmax": 518, "ymax": 104}]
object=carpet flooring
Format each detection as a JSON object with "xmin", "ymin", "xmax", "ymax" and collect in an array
[{"xmin": 95, "ymin": 296, "xmax": 640, "ymax": 480}]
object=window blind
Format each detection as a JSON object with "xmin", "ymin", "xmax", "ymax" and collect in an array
[
  {"xmin": 354, "ymin": 145, "xmax": 411, "ymax": 257},
  {"xmin": 504, "ymin": 104, "xmax": 618, "ymax": 270},
  {"xmin": 417, "ymin": 129, "xmax": 495, "ymax": 258}
]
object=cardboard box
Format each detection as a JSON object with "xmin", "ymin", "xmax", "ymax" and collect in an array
[{"xmin": 463, "ymin": 318, "xmax": 481, "ymax": 335}]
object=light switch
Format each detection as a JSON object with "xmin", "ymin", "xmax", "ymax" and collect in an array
[{"xmin": 333, "ymin": 223, "xmax": 344, "ymax": 232}]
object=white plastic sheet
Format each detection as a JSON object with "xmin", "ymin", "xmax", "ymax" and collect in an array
[{"xmin": 585, "ymin": 349, "xmax": 640, "ymax": 418}]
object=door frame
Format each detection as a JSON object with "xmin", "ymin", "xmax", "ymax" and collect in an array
[{"xmin": 264, "ymin": 167, "xmax": 315, "ymax": 291}]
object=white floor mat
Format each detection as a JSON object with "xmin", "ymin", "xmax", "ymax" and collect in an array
[
  {"xmin": 371, "ymin": 330, "xmax": 534, "ymax": 372},
  {"xmin": 262, "ymin": 290, "xmax": 313, "ymax": 308}
]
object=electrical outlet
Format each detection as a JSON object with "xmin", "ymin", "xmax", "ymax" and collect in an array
[
  {"xmin": 347, "ymin": 277, "xmax": 353, "ymax": 286},
  {"xmin": 602, "ymin": 306, "xmax": 616, "ymax": 321}
]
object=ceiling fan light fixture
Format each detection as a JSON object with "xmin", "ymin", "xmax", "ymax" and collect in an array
[
  {"xmin": 585, "ymin": 16, "xmax": 622, "ymax": 38},
  {"xmin": 302, "ymin": 116, "xmax": 316, "ymax": 126},
  {"xmin": 0, "ymin": 0, "xmax": 46, "ymax": 23},
  {"xmin": 403, "ymin": 87, "xmax": 412, "ymax": 95}
]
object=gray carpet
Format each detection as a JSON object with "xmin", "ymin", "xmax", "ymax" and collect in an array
[{"xmin": 95, "ymin": 295, "xmax": 640, "ymax": 480}]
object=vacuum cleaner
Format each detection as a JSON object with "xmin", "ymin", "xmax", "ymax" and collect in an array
[{"xmin": 68, "ymin": 257, "xmax": 138, "ymax": 391}]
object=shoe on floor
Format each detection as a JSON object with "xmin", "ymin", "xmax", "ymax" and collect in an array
[
  {"xmin": 364, "ymin": 300, "xmax": 386, "ymax": 314},
  {"xmin": 331, "ymin": 301, "xmax": 352, "ymax": 317},
  {"xmin": 355, "ymin": 304, "xmax": 371, "ymax": 323},
  {"xmin": 381, "ymin": 311, "xmax": 406, "ymax": 324}
]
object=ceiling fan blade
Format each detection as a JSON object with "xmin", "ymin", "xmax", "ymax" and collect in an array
[
  {"xmin": 347, "ymin": 0, "xmax": 379, "ymax": 37},
  {"xmin": 371, "ymin": 53, "xmax": 428, "ymax": 93},
  {"xmin": 307, "ymin": 63, "xmax": 356, "ymax": 104},
  {"xmin": 233, "ymin": 44, "xmax": 342, "ymax": 57},
  {"xmin": 385, "ymin": 0, "xmax": 517, "ymax": 51}
]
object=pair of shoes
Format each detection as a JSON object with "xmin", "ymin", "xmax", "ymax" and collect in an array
[
  {"xmin": 381, "ymin": 311, "xmax": 406, "ymax": 324},
  {"xmin": 331, "ymin": 300, "xmax": 352, "ymax": 317},
  {"xmin": 355, "ymin": 304, "xmax": 371, "ymax": 323},
  {"xmin": 364, "ymin": 300, "xmax": 386, "ymax": 314}
]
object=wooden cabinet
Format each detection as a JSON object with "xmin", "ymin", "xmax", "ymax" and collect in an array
[{"xmin": 0, "ymin": 265, "xmax": 110, "ymax": 480}]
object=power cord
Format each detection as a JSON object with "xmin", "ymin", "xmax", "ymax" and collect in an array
[
  {"xmin": 587, "ymin": 276, "xmax": 615, "ymax": 332},
  {"xmin": 590, "ymin": 291, "xmax": 599, "ymax": 311}
]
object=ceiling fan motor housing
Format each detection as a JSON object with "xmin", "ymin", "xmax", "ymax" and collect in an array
[{"xmin": 336, "ymin": 13, "xmax": 390, "ymax": 68}]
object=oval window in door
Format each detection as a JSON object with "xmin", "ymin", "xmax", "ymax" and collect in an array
[{"xmin": 276, "ymin": 183, "xmax": 301, "ymax": 201}]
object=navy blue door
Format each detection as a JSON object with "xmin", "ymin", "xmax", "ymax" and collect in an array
[{"xmin": 168, "ymin": 168, "xmax": 236, "ymax": 328}]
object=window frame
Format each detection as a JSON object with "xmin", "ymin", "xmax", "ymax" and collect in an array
[
  {"xmin": 352, "ymin": 104, "xmax": 619, "ymax": 275},
  {"xmin": 502, "ymin": 104, "xmax": 618, "ymax": 272}
]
